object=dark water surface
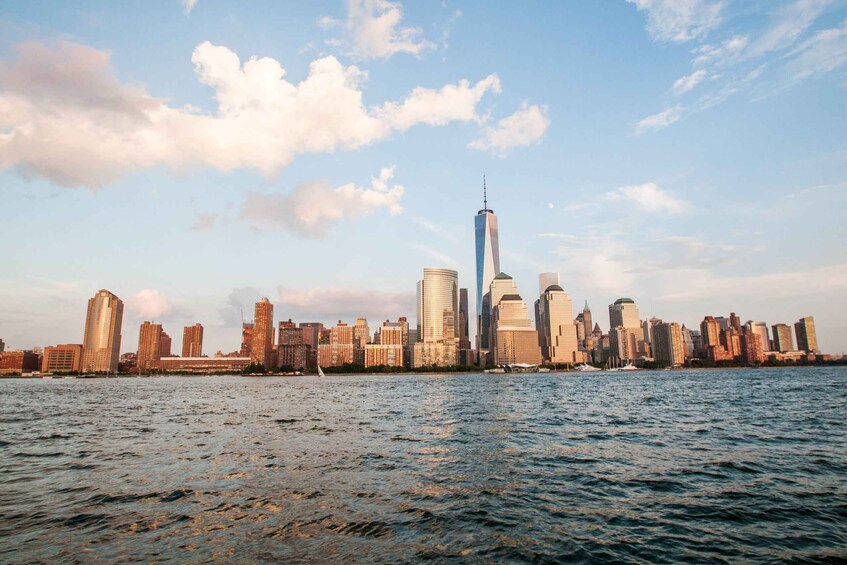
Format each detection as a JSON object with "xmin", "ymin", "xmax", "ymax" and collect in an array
[{"xmin": 1, "ymin": 368, "xmax": 846, "ymax": 563}]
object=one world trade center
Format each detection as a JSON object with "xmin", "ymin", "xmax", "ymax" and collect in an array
[{"xmin": 474, "ymin": 177, "xmax": 500, "ymax": 364}]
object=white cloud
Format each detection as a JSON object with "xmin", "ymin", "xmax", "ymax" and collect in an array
[
  {"xmin": 240, "ymin": 166, "xmax": 404, "ymax": 237},
  {"xmin": 277, "ymin": 286, "xmax": 415, "ymax": 322},
  {"xmin": 750, "ymin": 0, "xmax": 833, "ymax": 56},
  {"xmin": 323, "ymin": 0, "xmax": 436, "ymax": 60},
  {"xmin": 784, "ymin": 18, "xmax": 847, "ymax": 81},
  {"xmin": 0, "ymin": 40, "xmax": 501, "ymax": 188},
  {"xmin": 626, "ymin": 0, "xmax": 724, "ymax": 43},
  {"xmin": 182, "ymin": 0, "xmax": 197, "ymax": 15},
  {"xmin": 605, "ymin": 182, "xmax": 689, "ymax": 214},
  {"xmin": 633, "ymin": 105, "xmax": 683, "ymax": 135},
  {"xmin": 692, "ymin": 35, "xmax": 748, "ymax": 66},
  {"xmin": 128, "ymin": 289, "xmax": 173, "ymax": 319},
  {"xmin": 671, "ymin": 69, "xmax": 707, "ymax": 95},
  {"xmin": 468, "ymin": 102, "xmax": 550, "ymax": 156}
]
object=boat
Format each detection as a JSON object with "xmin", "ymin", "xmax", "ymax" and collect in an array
[
  {"xmin": 317, "ymin": 365, "xmax": 326, "ymax": 377},
  {"xmin": 574, "ymin": 363, "xmax": 602, "ymax": 372},
  {"xmin": 484, "ymin": 367, "xmax": 506, "ymax": 374},
  {"xmin": 620, "ymin": 362, "xmax": 640, "ymax": 371},
  {"xmin": 506, "ymin": 363, "xmax": 539, "ymax": 373}
]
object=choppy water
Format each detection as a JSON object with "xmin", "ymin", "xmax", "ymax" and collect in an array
[{"xmin": 1, "ymin": 368, "xmax": 846, "ymax": 563}]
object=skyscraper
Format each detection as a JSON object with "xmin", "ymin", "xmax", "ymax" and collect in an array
[
  {"xmin": 81, "ymin": 289, "xmax": 124, "ymax": 373},
  {"xmin": 492, "ymin": 291, "xmax": 541, "ymax": 365},
  {"xmin": 182, "ymin": 323, "xmax": 204, "ymax": 357},
  {"xmin": 414, "ymin": 267, "xmax": 460, "ymax": 367},
  {"xmin": 772, "ymin": 323, "xmax": 794, "ymax": 353},
  {"xmin": 474, "ymin": 178, "xmax": 500, "ymax": 359},
  {"xmin": 746, "ymin": 321, "xmax": 771, "ymax": 352},
  {"xmin": 581, "ymin": 301, "xmax": 592, "ymax": 340},
  {"xmin": 137, "ymin": 321, "xmax": 163, "ymax": 370},
  {"xmin": 240, "ymin": 322, "xmax": 254, "ymax": 357},
  {"xmin": 794, "ymin": 316, "xmax": 818, "ymax": 353},
  {"xmin": 608, "ymin": 298, "xmax": 641, "ymax": 362},
  {"xmin": 653, "ymin": 322, "xmax": 685, "ymax": 367},
  {"xmin": 538, "ymin": 272, "xmax": 560, "ymax": 296},
  {"xmin": 159, "ymin": 331, "xmax": 172, "ymax": 357},
  {"xmin": 251, "ymin": 298, "xmax": 274, "ymax": 369},
  {"xmin": 536, "ymin": 284, "xmax": 579, "ymax": 364},
  {"xmin": 609, "ymin": 298, "xmax": 641, "ymax": 330}
]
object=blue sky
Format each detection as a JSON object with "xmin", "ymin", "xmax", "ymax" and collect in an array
[{"xmin": 1, "ymin": 0, "xmax": 846, "ymax": 355}]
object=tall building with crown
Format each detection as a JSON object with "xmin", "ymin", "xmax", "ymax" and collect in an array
[
  {"xmin": 81, "ymin": 289, "xmax": 124, "ymax": 373},
  {"xmin": 474, "ymin": 177, "xmax": 500, "ymax": 363}
]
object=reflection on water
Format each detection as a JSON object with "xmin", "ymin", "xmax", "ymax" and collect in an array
[{"xmin": 1, "ymin": 368, "xmax": 846, "ymax": 562}]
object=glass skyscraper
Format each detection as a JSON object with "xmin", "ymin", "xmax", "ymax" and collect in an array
[{"xmin": 474, "ymin": 183, "xmax": 500, "ymax": 356}]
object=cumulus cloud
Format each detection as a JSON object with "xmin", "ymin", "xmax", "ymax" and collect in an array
[
  {"xmin": 321, "ymin": 0, "xmax": 435, "ymax": 60},
  {"xmin": 0, "ymin": 40, "xmax": 500, "ymax": 188},
  {"xmin": 626, "ymin": 0, "xmax": 723, "ymax": 43},
  {"xmin": 468, "ymin": 102, "xmax": 550, "ymax": 156},
  {"xmin": 633, "ymin": 105, "xmax": 683, "ymax": 135},
  {"xmin": 277, "ymin": 286, "xmax": 416, "ymax": 322},
  {"xmin": 671, "ymin": 69, "xmax": 707, "ymax": 95},
  {"xmin": 605, "ymin": 182, "xmax": 689, "ymax": 214},
  {"xmin": 240, "ymin": 166, "xmax": 404, "ymax": 237},
  {"xmin": 128, "ymin": 289, "xmax": 173, "ymax": 319}
]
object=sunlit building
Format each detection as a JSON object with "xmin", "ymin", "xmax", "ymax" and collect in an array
[
  {"xmin": 159, "ymin": 331, "xmax": 172, "ymax": 357},
  {"xmin": 414, "ymin": 268, "xmax": 459, "ymax": 368},
  {"xmin": 81, "ymin": 289, "xmax": 124, "ymax": 373},
  {"xmin": 319, "ymin": 321, "xmax": 355, "ymax": 367},
  {"xmin": 653, "ymin": 322, "xmax": 684, "ymax": 367},
  {"xmin": 182, "ymin": 323, "xmax": 204, "ymax": 358},
  {"xmin": 771, "ymin": 323, "xmax": 794, "ymax": 353},
  {"xmin": 493, "ymin": 290, "xmax": 541, "ymax": 366},
  {"xmin": 41, "ymin": 344, "xmax": 83, "ymax": 373},
  {"xmin": 251, "ymin": 298, "xmax": 275, "ymax": 369},
  {"xmin": 746, "ymin": 321, "xmax": 770, "ymax": 352},
  {"xmin": 137, "ymin": 321, "xmax": 163, "ymax": 370},
  {"xmin": 474, "ymin": 179, "xmax": 500, "ymax": 361},
  {"xmin": 536, "ymin": 284, "xmax": 579, "ymax": 364},
  {"xmin": 794, "ymin": 316, "xmax": 818, "ymax": 353}
]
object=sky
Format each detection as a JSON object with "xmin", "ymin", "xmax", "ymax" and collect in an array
[{"xmin": 1, "ymin": 0, "xmax": 846, "ymax": 356}]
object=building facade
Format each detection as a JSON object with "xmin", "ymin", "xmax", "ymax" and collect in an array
[
  {"xmin": 251, "ymin": 298, "xmax": 275, "ymax": 369},
  {"xmin": 536, "ymin": 284, "xmax": 580, "ymax": 364},
  {"xmin": 771, "ymin": 323, "xmax": 794, "ymax": 352},
  {"xmin": 137, "ymin": 321, "xmax": 163, "ymax": 370},
  {"xmin": 41, "ymin": 344, "xmax": 83, "ymax": 373},
  {"xmin": 653, "ymin": 322, "xmax": 685, "ymax": 367},
  {"xmin": 474, "ymin": 183, "xmax": 500, "ymax": 359},
  {"xmin": 415, "ymin": 268, "xmax": 460, "ymax": 368},
  {"xmin": 794, "ymin": 316, "xmax": 818, "ymax": 353},
  {"xmin": 182, "ymin": 323, "xmax": 204, "ymax": 358},
  {"xmin": 81, "ymin": 289, "xmax": 124, "ymax": 373}
]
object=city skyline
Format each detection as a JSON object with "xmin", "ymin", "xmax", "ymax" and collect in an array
[{"xmin": 1, "ymin": 1, "xmax": 846, "ymax": 355}]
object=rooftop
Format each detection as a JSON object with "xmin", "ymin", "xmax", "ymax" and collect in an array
[
  {"xmin": 614, "ymin": 298, "xmax": 635, "ymax": 305},
  {"xmin": 494, "ymin": 272, "xmax": 513, "ymax": 280}
]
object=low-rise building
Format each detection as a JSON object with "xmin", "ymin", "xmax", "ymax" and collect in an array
[
  {"xmin": 41, "ymin": 344, "xmax": 83, "ymax": 373},
  {"xmin": 0, "ymin": 351, "xmax": 41, "ymax": 374}
]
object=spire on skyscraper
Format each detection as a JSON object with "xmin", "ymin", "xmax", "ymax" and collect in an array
[
  {"xmin": 584, "ymin": 300, "xmax": 590, "ymax": 312},
  {"xmin": 483, "ymin": 174, "xmax": 487, "ymax": 210}
]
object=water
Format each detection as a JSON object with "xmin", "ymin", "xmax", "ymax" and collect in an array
[{"xmin": 1, "ymin": 368, "xmax": 845, "ymax": 563}]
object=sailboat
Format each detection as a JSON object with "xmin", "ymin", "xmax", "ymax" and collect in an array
[{"xmin": 317, "ymin": 365, "xmax": 325, "ymax": 377}]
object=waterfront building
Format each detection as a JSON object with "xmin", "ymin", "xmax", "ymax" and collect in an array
[
  {"xmin": 740, "ymin": 330, "xmax": 766, "ymax": 364},
  {"xmin": 240, "ymin": 322, "xmax": 254, "ymax": 357},
  {"xmin": 318, "ymin": 321, "xmax": 355, "ymax": 367},
  {"xmin": 474, "ymin": 179, "xmax": 500, "ymax": 361},
  {"xmin": 536, "ymin": 285, "xmax": 579, "ymax": 364},
  {"xmin": 720, "ymin": 328, "xmax": 741, "ymax": 359},
  {"xmin": 771, "ymin": 323, "xmax": 794, "ymax": 353},
  {"xmin": 609, "ymin": 326, "xmax": 638, "ymax": 363},
  {"xmin": 353, "ymin": 318, "xmax": 370, "ymax": 364},
  {"xmin": 155, "ymin": 356, "xmax": 251, "ymax": 374},
  {"xmin": 81, "ymin": 289, "xmax": 124, "ymax": 373},
  {"xmin": 159, "ymin": 331, "xmax": 172, "ymax": 357},
  {"xmin": 251, "ymin": 298, "xmax": 275, "ymax": 369},
  {"xmin": 414, "ymin": 268, "xmax": 460, "ymax": 368},
  {"xmin": 0, "ymin": 350, "xmax": 41, "ymax": 374},
  {"xmin": 538, "ymin": 272, "xmax": 560, "ymax": 297},
  {"xmin": 277, "ymin": 344, "xmax": 311, "ymax": 370},
  {"xmin": 181, "ymin": 324, "xmax": 204, "ymax": 358},
  {"xmin": 794, "ymin": 316, "xmax": 818, "ymax": 353},
  {"xmin": 458, "ymin": 289, "xmax": 472, "ymax": 364},
  {"xmin": 0, "ymin": 338, "xmax": 4, "ymax": 353},
  {"xmin": 747, "ymin": 321, "xmax": 771, "ymax": 352},
  {"xmin": 299, "ymin": 322, "xmax": 324, "ymax": 369},
  {"xmin": 653, "ymin": 322, "xmax": 685, "ymax": 367},
  {"xmin": 278, "ymin": 319, "xmax": 303, "ymax": 345},
  {"xmin": 41, "ymin": 344, "xmax": 83, "ymax": 373},
  {"xmin": 364, "ymin": 344, "xmax": 403, "ymax": 368},
  {"xmin": 492, "ymin": 289, "xmax": 541, "ymax": 366},
  {"xmin": 137, "ymin": 321, "xmax": 163, "ymax": 370}
]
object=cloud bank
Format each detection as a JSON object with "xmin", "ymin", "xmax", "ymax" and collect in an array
[
  {"xmin": 468, "ymin": 102, "xmax": 550, "ymax": 156},
  {"xmin": 0, "ymin": 40, "xmax": 500, "ymax": 188}
]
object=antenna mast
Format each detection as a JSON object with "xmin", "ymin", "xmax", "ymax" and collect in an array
[{"xmin": 483, "ymin": 174, "xmax": 487, "ymax": 209}]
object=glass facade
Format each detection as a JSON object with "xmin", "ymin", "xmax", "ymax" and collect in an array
[{"xmin": 474, "ymin": 209, "xmax": 500, "ymax": 351}]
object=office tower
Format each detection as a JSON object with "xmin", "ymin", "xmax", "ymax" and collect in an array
[
  {"xmin": 771, "ymin": 323, "xmax": 794, "ymax": 353},
  {"xmin": 278, "ymin": 320, "xmax": 303, "ymax": 345},
  {"xmin": 159, "ymin": 331, "xmax": 172, "ymax": 357},
  {"xmin": 536, "ymin": 284, "xmax": 579, "ymax": 364},
  {"xmin": 700, "ymin": 316, "xmax": 731, "ymax": 361},
  {"xmin": 608, "ymin": 298, "xmax": 641, "ymax": 331},
  {"xmin": 277, "ymin": 319, "xmax": 309, "ymax": 369},
  {"xmin": 240, "ymin": 322, "xmax": 254, "ymax": 357},
  {"xmin": 643, "ymin": 317, "xmax": 662, "ymax": 345},
  {"xmin": 746, "ymin": 321, "xmax": 771, "ymax": 352},
  {"xmin": 538, "ymin": 272, "xmax": 560, "ymax": 297},
  {"xmin": 41, "ymin": 344, "xmax": 83, "ymax": 373},
  {"xmin": 681, "ymin": 325, "xmax": 694, "ymax": 358},
  {"xmin": 582, "ymin": 301, "xmax": 592, "ymax": 340},
  {"xmin": 251, "ymin": 298, "xmax": 274, "ymax": 368},
  {"xmin": 729, "ymin": 312, "xmax": 742, "ymax": 331},
  {"xmin": 700, "ymin": 316, "xmax": 721, "ymax": 348},
  {"xmin": 474, "ymin": 178, "xmax": 500, "ymax": 359},
  {"xmin": 654, "ymin": 322, "xmax": 685, "ymax": 367},
  {"xmin": 318, "ymin": 321, "xmax": 355, "ymax": 367},
  {"xmin": 740, "ymin": 330, "xmax": 766, "ymax": 363},
  {"xmin": 364, "ymin": 321, "xmax": 405, "ymax": 368},
  {"xmin": 794, "ymin": 316, "xmax": 818, "ymax": 353},
  {"xmin": 137, "ymin": 321, "xmax": 163, "ymax": 370},
  {"xmin": 353, "ymin": 318, "xmax": 370, "ymax": 347},
  {"xmin": 81, "ymin": 289, "xmax": 124, "ymax": 373},
  {"xmin": 414, "ymin": 268, "xmax": 460, "ymax": 367},
  {"xmin": 493, "ymin": 293, "xmax": 542, "ymax": 365},
  {"xmin": 182, "ymin": 323, "xmax": 204, "ymax": 357},
  {"xmin": 298, "ymin": 322, "xmax": 323, "ymax": 369}
]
